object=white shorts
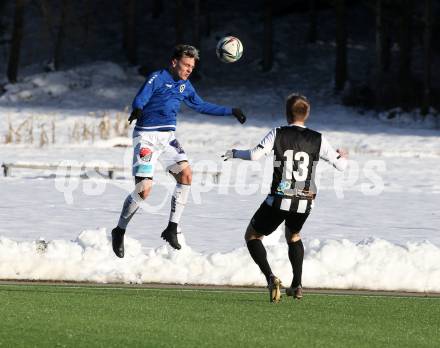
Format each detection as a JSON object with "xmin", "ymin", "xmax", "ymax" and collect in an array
[{"xmin": 132, "ymin": 130, "xmax": 188, "ymax": 178}]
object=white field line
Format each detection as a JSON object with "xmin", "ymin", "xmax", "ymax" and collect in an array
[{"xmin": 1, "ymin": 282, "xmax": 440, "ymax": 300}]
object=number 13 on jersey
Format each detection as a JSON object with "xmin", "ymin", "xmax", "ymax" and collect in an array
[{"xmin": 283, "ymin": 150, "xmax": 310, "ymax": 181}]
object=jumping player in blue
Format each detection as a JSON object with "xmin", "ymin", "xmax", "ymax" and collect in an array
[{"xmin": 111, "ymin": 45, "xmax": 246, "ymax": 257}]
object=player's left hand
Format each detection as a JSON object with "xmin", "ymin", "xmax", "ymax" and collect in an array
[
  {"xmin": 337, "ymin": 148, "xmax": 349, "ymax": 159},
  {"xmin": 221, "ymin": 149, "xmax": 236, "ymax": 161},
  {"xmin": 128, "ymin": 108, "xmax": 143, "ymax": 125},
  {"xmin": 232, "ymin": 108, "xmax": 246, "ymax": 124}
]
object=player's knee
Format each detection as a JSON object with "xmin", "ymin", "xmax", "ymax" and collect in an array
[
  {"xmin": 179, "ymin": 168, "xmax": 192, "ymax": 185},
  {"xmin": 181, "ymin": 173, "xmax": 192, "ymax": 185},
  {"xmin": 245, "ymin": 224, "xmax": 263, "ymax": 241},
  {"xmin": 136, "ymin": 182, "xmax": 152, "ymax": 200},
  {"xmin": 138, "ymin": 189, "xmax": 150, "ymax": 200},
  {"xmin": 286, "ymin": 232, "xmax": 301, "ymax": 243}
]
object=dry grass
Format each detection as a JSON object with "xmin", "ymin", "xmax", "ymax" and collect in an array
[{"xmin": 5, "ymin": 111, "xmax": 130, "ymax": 146}]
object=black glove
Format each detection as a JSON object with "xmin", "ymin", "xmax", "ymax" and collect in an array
[
  {"xmin": 232, "ymin": 108, "xmax": 246, "ymax": 124},
  {"xmin": 128, "ymin": 108, "xmax": 143, "ymax": 125}
]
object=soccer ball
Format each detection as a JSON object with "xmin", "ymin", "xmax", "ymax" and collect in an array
[{"xmin": 216, "ymin": 36, "xmax": 243, "ymax": 63}]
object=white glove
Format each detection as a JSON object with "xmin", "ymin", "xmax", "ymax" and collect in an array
[{"xmin": 221, "ymin": 149, "xmax": 235, "ymax": 161}]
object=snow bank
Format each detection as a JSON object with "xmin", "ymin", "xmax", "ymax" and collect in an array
[
  {"xmin": 0, "ymin": 62, "xmax": 128, "ymax": 103},
  {"xmin": 378, "ymin": 108, "xmax": 440, "ymax": 130},
  {"xmin": 1, "ymin": 229, "xmax": 439, "ymax": 293}
]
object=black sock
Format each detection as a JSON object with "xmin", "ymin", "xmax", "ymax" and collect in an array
[
  {"xmin": 288, "ymin": 239, "xmax": 304, "ymax": 288},
  {"xmin": 246, "ymin": 239, "xmax": 273, "ymax": 283}
]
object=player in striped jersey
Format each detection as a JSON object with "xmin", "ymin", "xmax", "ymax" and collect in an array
[{"xmin": 223, "ymin": 93, "xmax": 348, "ymax": 302}]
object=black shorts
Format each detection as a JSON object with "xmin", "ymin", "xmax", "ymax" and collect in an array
[{"xmin": 250, "ymin": 201, "xmax": 310, "ymax": 236}]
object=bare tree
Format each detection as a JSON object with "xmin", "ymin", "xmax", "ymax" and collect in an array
[
  {"xmin": 202, "ymin": 0, "xmax": 211, "ymax": 38},
  {"xmin": 421, "ymin": 0, "xmax": 432, "ymax": 115},
  {"xmin": 374, "ymin": 0, "xmax": 384, "ymax": 108},
  {"xmin": 308, "ymin": 0, "xmax": 317, "ymax": 43},
  {"xmin": 0, "ymin": 2, "xmax": 7, "ymax": 44},
  {"xmin": 80, "ymin": 0, "xmax": 92, "ymax": 47},
  {"xmin": 382, "ymin": 1, "xmax": 392, "ymax": 73},
  {"xmin": 334, "ymin": 0, "xmax": 347, "ymax": 91},
  {"xmin": 262, "ymin": 0, "xmax": 273, "ymax": 72},
  {"xmin": 123, "ymin": 0, "xmax": 137, "ymax": 64},
  {"xmin": 38, "ymin": 0, "xmax": 70, "ymax": 70},
  {"xmin": 193, "ymin": 0, "xmax": 201, "ymax": 48},
  {"xmin": 54, "ymin": 0, "xmax": 68, "ymax": 70},
  {"xmin": 175, "ymin": 0, "xmax": 184, "ymax": 44},
  {"xmin": 152, "ymin": 0, "xmax": 163, "ymax": 19},
  {"xmin": 0, "ymin": 1, "xmax": 10, "ymax": 79},
  {"xmin": 398, "ymin": 0, "xmax": 413, "ymax": 110},
  {"xmin": 7, "ymin": 0, "xmax": 25, "ymax": 83},
  {"xmin": 192, "ymin": 0, "xmax": 202, "ymax": 78}
]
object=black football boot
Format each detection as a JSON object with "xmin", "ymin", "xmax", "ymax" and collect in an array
[
  {"xmin": 111, "ymin": 226, "xmax": 125, "ymax": 258},
  {"xmin": 161, "ymin": 222, "xmax": 181, "ymax": 250}
]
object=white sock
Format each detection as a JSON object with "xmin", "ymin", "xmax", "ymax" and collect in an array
[{"xmin": 169, "ymin": 184, "xmax": 190, "ymax": 224}]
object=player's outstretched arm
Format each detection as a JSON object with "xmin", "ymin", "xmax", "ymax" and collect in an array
[
  {"xmin": 320, "ymin": 136, "xmax": 349, "ymax": 171},
  {"xmin": 184, "ymin": 84, "xmax": 246, "ymax": 124},
  {"xmin": 222, "ymin": 149, "xmax": 239, "ymax": 161},
  {"xmin": 222, "ymin": 128, "xmax": 276, "ymax": 161}
]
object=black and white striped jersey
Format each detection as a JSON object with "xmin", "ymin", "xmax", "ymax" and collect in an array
[{"xmin": 233, "ymin": 124, "xmax": 347, "ymax": 213}]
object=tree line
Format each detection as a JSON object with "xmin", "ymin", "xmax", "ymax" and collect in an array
[{"xmin": 1, "ymin": 0, "xmax": 438, "ymax": 114}]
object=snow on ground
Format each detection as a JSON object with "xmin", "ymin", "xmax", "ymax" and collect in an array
[{"xmin": 0, "ymin": 61, "xmax": 439, "ymax": 291}]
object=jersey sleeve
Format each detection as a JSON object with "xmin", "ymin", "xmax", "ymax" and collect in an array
[
  {"xmin": 319, "ymin": 136, "xmax": 348, "ymax": 171},
  {"xmin": 132, "ymin": 72, "xmax": 160, "ymax": 110},
  {"xmin": 183, "ymin": 85, "xmax": 232, "ymax": 116},
  {"xmin": 234, "ymin": 128, "xmax": 277, "ymax": 161}
]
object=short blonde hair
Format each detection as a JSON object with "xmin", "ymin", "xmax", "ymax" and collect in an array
[
  {"xmin": 173, "ymin": 44, "xmax": 200, "ymax": 61},
  {"xmin": 286, "ymin": 93, "xmax": 310, "ymax": 121}
]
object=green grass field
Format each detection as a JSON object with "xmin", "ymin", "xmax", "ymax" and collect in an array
[{"xmin": 0, "ymin": 284, "xmax": 439, "ymax": 347}]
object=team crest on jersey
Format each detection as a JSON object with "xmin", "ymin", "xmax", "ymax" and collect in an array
[
  {"xmin": 179, "ymin": 84, "xmax": 185, "ymax": 93},
  {"xmin": 139, "ymin": 147, "xmax": 153, "ymax": 162},
  {"xmin": 276, "ymin": 181, "xmax": 291, "ymax": 195}
]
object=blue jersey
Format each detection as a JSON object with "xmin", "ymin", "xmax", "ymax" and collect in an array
[{"xmin": 132, "ymin": 69, "xmax": 233, "ymax": 132}]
